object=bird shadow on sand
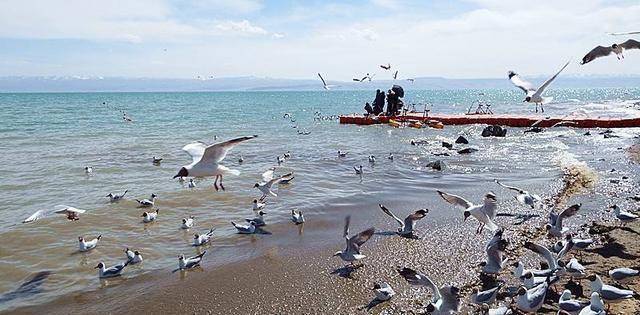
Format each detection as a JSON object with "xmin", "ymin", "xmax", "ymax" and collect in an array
[
  {"xmin": 361, "ymin": 298, "xmax": 386, "ymax": 311},
  {"xmin": 331, "ymin": 264, "xmax": 364, "ymax": 278},
  {"xmin": 374, "ymin": 231, "xmax": 422, "ymax": 240},
  {"xmin": 0, "ymin": 271, "xmax": 51, "ymax": 304},
  {"xmin": 254, "ymin": 227, "xmax": 272, "ymax": 235},
  {"xmin": 496, "ymin": 213, "xmax": 540, "ymax": 225},
  {"xmin": 586, "ymin": 241, "xmax": 639, "ymax": 260}
]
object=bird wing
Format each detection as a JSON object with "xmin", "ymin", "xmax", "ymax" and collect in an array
[
  {"xmin": 527, "ymin": 282, "xmax": 548, "ymax": 308},
  {"xmin": 201, "ymin": 135, "xmax": 257, "ymax": 164},
  {"xmin": 620, "ymin": 39, "xmax": 640, "ymax": 50},
  {"xmin": 347, "ymin": 227, "xmax": 375, "ymax": 252},
  {"xmin": 537, "ymin": 60, "xmax": 570, "ymax": 94},
  {"xmin": 495, "ymin": 179, "xmax": 524, "ymax": 193},
  {"xmin": 22, "ymin": 209, "xmax": 50, "ymax": 223},
  {"xmin": 317, "ymin": 73, "xmax": 327, "ymax": 86},
  {"xmin": 352, "ymin": 78, "xmax": 361, "ymax": 82},
  {"xmin": 525, "ymin": 242, "xmax": 557, "ymax": 269},
  {"xmin": 609, "ymin": 31, "xmax": 640, "ymax": 36},
  {"xmin": 548, "ymin": 209, "xmax": 559, "ymax": 226},
  {"xmin": 405, "ymin": 210, "xmax": 428, "ymax": 228},
  {"xmin": 393, "ymin": 71, "xmax": 398, "ymax": 79},
  {"xmin": 261, "ymin": 168, "xmax": 275, "ymax": 182},
  {"xmin": 508, "ymin": 71, "xmax": 536, "ymax": 93},
  {"xmin": 379, "ymin": 204, "xmax": 404, "ymax": 227},
  {"xmin": 581, "ymin": 46, "xmax": 613, "ymax": 65},
  {"xmin": 558, "ymin": 204, "xmax": 580, "ymax": 220},
  {"xmin": 343, "ymin": 215, "xmax": 350, "ymax": 238},
  {"xmin": 265, "ymin": 174, "xmax": 286, "ymax": 189},
  {"xmin": 53, "ymin": 206, "xmax": 86, "ymax": 214},
  {"xmin": 182, "ymin": 141, "xmax": 208, "ymax": 164},
  {"xmin": 398, "ymin": 267, "xmax": 441, "ymax": 302},
  {"xmin": 437, "ymin": 191, "xmax": 473, "ymax": 209}
]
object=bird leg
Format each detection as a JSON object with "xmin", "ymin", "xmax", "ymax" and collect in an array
[
  {"xmin": 213, "ymin": 175, "xmax": 219, "ymax": 191},
  {"xmin": 535, "ymin": 104, "xmax": 538, "ymax": 113},
  {"xmin": 219, "ymin": 175, "xmax": 225, "ymax": 191},
  {"xmin": 540, "ymin": 104, "xmax": 544, "ymax": 113}
]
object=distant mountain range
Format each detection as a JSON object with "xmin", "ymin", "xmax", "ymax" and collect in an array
[{"xmin": 1, "ymin": 75, "xmax": 640, "ymax": 92}]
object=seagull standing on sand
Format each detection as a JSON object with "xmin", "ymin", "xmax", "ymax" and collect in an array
[
  {"xmin": 494, "ymin": 180, "xmax": 540, "ymax": 209},
  {"xmin": 106, "ymin": 190, "xmax": 128, "ymax": 202},
  {"xmin": 610, "ymin": 204, "xmax": 638, "ymax": 224},
  {"xmin": 397, "ymin": 267, "xmax": 461, "ymax": 314},
  {"xmin": 291, "ymin": 209, "xmax": 305, "ymax": 224},
  {"xmin": 470, "ymin": 285, "xmax": 501, "ymax": 305},
  {"xmin": 23, "ymin": 205, "xmax": 86, "ymax": 223},
  {"xmin": 559, "ymin": 289, "xmax": 588, "ymax": 314},
  {"xmin": 372, "ymin": 282, "xmax": 395, "ymax": 301},
  {"xmin": 181, "ymin": 216, "xmax": 194, "ymax": 229},
  {"xmin": 480, "ymin": 229, "xmax": 509, "ymax": 274},
  {"xmin": 95, "ymin": 261, "xmax": 128, "ymax": 278},
  {"xmin": 178, "ymin": 251, "xmax": 206, "ymax": 270},
  {"xmin": 587, "ymin": 274, "xmax": 635, "ymax": 302},
  {"xmin": 578, "ymin": 292, "xmax": 606, "ymax": 315},
  {"xmin": 515, "ymin": 280, "xmax": 549, "ymax": 313},
  {"xmin": 333, "ymin": 216, "xmax": 375, "ymax": 265},
  {"xmin": 141, "ymin": 209, "xmax": 159, "ymax": 223},
  {"xmin": 508, "ymin": 61, "xmax": 570, "ymax": 113},
  {"xmin": 378, "ymin": 204, "xmax": 428, "ymax": 236},
  {"xmin": 437, "ymin": 191, "xmax": 499, "ymax": 234},
  {"xmin": 546, "ymin": 204, "xmax": 581, "ymax": 237},
  {"xmin": 581, "ymin": 39, "xmax": 640, "ymax": 64},
  {"xmin": 78, "ymin": 235, "xmax": 101, "ymax": 252},
  {"xmin": 193, "ymin": 228, "xmax": 215, "ymax": 246},
  {"xmin": 136, "ymin": 194, "xmax": 157, "ymax": 207},
  {"xmin": 609, "ymin": 267, "xmax": 639, "ymax": 282},
  {"xmin": 174, "ymin": 135, "xmax": 258, "ymax": 191}
]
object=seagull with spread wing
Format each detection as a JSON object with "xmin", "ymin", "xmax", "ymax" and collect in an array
[
  {"xmin": 397, "ymin": 267, "xmax": 461, "ymax": 314},
  {"xmin": 378, "ymin": 204, "xmax": 428, "ymax": 236},
  {"xmin": 174, "ymin": 135, "xmax": 257, "ymax": 191},
  {"xmin": 437, "ymin": 191, "xmax": 499, "ymax": 234},
  {"xmin": 317, "ymin": 73, "xmax": 332, "ymax": 90},
  {"xmin": 581, "ymin": 39, "xmax": 640, "ymax": 64},
  {"xmin": 494, "ymin": 179, "xmax": 541, "ymax": 209},
  {"xmin": 546, "ymin": 203, "xmax": 581, "ymax": 237},
  {"xmin": 333, "ymin": 215, "xmax": 375, "ymax": 266},
  {"xmin": 23, "ymin": 205, "xmax": 86, "ymax": 223},
  {"xmin": 508, "ymin": 61, "xmax": 570, "ymax": 113},
  {"xmin": 254, "ymin": 171, "xmax": 294, "ymax": 201}
]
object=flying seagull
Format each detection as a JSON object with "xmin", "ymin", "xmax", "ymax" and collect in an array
[
  {"xmin": 378, "ymin": 204, "xmax": 428, "ymax": 236},
  {"xmin": 23, "ymin": 205, "xmax": 86, "ymax": 223},
  {"xmin": 393, "ymin": 70, "xmax": 398, "ymax": 80},
  {"xmin": 380, "ymin": 63, "xmax": 391, "ymax": 70},
  {"xmin": 494, "ymin": 180, "xmax": 541, "ymax": 209},
  {"xmin": 397, "ymin": 267, "xmax": 461, "ymax": 314},
  {"xmin": 581, "ymin": 39, "xmax": 640, "ymax": 64},
  {"xmin": 437, "ymin": 191, "xmax": 499, "ymax": 234},
  {"xmin": 546, "ymin": 203, "xmax": 581, "ymax": 237},
  {"xmin": 317, "ymin": 73, "xmax": 331, "ymax": 90},
  {"xmin": 508, "ymin": 60, "xmax": 570, "ymax": 113},
  {"xmin": 174, "ymin": 135, "xmax": 257, "ymax": 191},
  {"xmin": 333, "ymin": 215, "xmax": 375, "ymax": 265}
]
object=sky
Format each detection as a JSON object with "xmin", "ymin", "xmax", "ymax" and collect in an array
[{"xmin": 1, "ymin": 0, "xmax": 639, "ymax": 80}]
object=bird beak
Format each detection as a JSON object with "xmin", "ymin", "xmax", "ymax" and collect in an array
[{"xmin": 94, "ymin": 264, "xmax": 100, "ymax": 269}]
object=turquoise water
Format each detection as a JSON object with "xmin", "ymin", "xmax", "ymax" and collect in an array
[{"xmin": 0, "ymin": 88, "xmax": 639, "ymax": 311}]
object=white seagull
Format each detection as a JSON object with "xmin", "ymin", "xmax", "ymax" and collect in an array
[
  {"xmin": 338, "ymin": 150, "xmax": 348, "ymax": 158},
  {"xmin": 378, "ymin": 204, "xmax": 428, "ymax": 236},
  {"xmin": 609, "ymin": 267, "xmax": 639, "ymax": 282},
  {"xmin": 178, "ymin": 251, "xmax": 206, "ymax": 270},
  {"xmin": 174, "ymin": 135, "xmax": 258, "ymax": 191},
  {"xmin": 481, "ymin": 229, "xmax": 509, "ymax": 274},
  {"xmin": 317, "ymin": 73, "xmax": 331, "ymax": 90},
  {"xmin": 193, "ymin": 227, "xmax": 216, "ymax": 246},
  {"xmin": 398, "ymin": 267, "xmax": 461, "ymax": 314},
  {"xmin": 135, "ymin": 193, "xmax": 157, "ymax": 207},
  {"xmin": 470, "ymin": 285, "xmax": 501, "ymax": 305},
  {"xmin": 253, "ymin": 199, "xmax": 266, "ymax": 211},
  {"xmin": 508, "ymin": 60, "xmax": 570, "ymax": 113},
  {"xmin": 188, "ymin": 179, "xmax": 196, "ymax": 188},
  {"xmin": 494, "ymin": 180, "xmax": 541, "ymax": 209},
  {"xmin": 181, "ymin": 216, "xmax": 195, "ymax": 229},
  {"xmin": 231, "ymin": 221, "xmax": 257, "ymax": 234},
  {"xmin": 578, "ymin": 292, "xmax": 606, "ymax": 315},
  {"xmin": 354, "ymin": 165, "xmax": 363, "ymax": 176},
  {"xmin": 78, "ymin": 235, "xmax": 101, "ymax": 252},
  {"xmin": 610, "ymin": 204, "xmax": 638, "ymax": 224},
  {"xmin": 437, "ymin": 191, "xmax": 499, "ymax": 234},
  {"xmin": 333, "ymin": 215, "xmax": 375, "ymax": 265},
  {"xmin": 106, "ymin": 190, "xmax": 128, "ymax": 202},
  {"xmin": 124, "ymin": 248, "xmax": 143, "ymax": 264},
  {"xmin": 524, "ymin": 241, "xmax": 559, "ymax": 271},
  {"xmin": 587, "ymin": 274, "xmax": 635, "ymax": 302},
  {"xmin": 546, "ymin": 203, "xmax": 581, "ymax": 237},
  {"xmin": 84, "ymin": 166, "xmax": 93, "ymax": 174},
  {"xmin": 515, "ymin": 280, "xmax": 549, "ymax": 313},
  {"xmin": 254, "ymin": 172, "xmax": 293, "ymax": 201},
  {"xmin": 23, "ymin": 205, "xmax": 86, "ymax": 223},
  {"xmin": 95, "ymin": 261, "xmax": 128, "ymax": 278},
  {"xmin": 246, "ymin": 210, "xmax": 266, "ymax": 227},
  {"xmin": 581, "ymin": 39, "xmax": 640, "ymax": 64},
  {"xmin": 559, "ymin": 289, "xmax": 588, "ymax": 315},
  {"xmin": 291, "ymin": 209, "xmax": 305, "ymax": 224},
  {"xmin": 141, "ymin": 209, "xmax": 159, "ymax": 223},
  {"xmin": 373, "ymin": 282, "xmax": 395, "ymax": 301}
]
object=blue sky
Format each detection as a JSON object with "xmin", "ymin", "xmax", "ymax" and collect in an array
[{"xmin": 1, "ymin": 0, "xmax": 639, "ymax": 80}]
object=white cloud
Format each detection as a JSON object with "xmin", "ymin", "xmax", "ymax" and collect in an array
[
  {"xmin": 192, "ymin": 0, "xmax": 263, "ymax": 14},
  {"xmin": 371, "ymin": 0, "xmax": 401, "ymax": 10},
  {"xmin": 272, "ymin": 33, "xmax": 285, "ymax": 39},
  {"xmin": 214, "ymin": 20, "xmax": 268, "ymax": 36}
]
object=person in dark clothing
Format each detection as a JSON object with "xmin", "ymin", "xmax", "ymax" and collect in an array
[
  {"xmin": 364, "ymin": 102, "xmax": 373, "ymax": 115},
  {"xmin": 373, "ymin": 90, "xmax": 385, "ymax": 114},
  {"xmin": 386, "ymin": 89, "xmax": 397, "ymax": 116}
]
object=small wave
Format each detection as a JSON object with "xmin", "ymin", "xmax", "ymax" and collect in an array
[{"xmin": 552, "ymin": 152, "xmax": 597, "ymax": 206}]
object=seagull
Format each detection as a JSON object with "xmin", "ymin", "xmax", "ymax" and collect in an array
[
  {"xmin": 279, "ymin": 172, "xmax": 295, "ymax": 184},
  {"xmin": 333, "ymin": 215, "xmax": 375, "ymax": 265},
  {"xmin": 337, "ymin": 150, "xmax": 348, "ymax": 158},
  {"xmin": 238, "ymin": 156, "xmax": 244, "ymax": 164},
  {"xmin": 478, "ymin": 304, "xmax": 513, "ymax": 315},
  {"xmin": 393, "ymin": 70, "xmax": 398, "ymax": 80},
  {"xmin": 608, "ymin": 31, "xmax": 640, "ymax": 36},
  {"xmin": 193, "ymin": 227, "xmax": 216, "ymax": 246},
  {"xmin": 354, "ymin": 165, "xmax": 363, "ymax": 176},
  {"xmin": 560, "ymin": 258, "xmax": 586, "ymax": 279},
  {"xmin": 231, "ymin": 221, "xmax": 257, "ymax": 234},
  {"xmin": 406, "ymin": 78, "xmax": 415, "ymax": 83},
  {"xmin": 610, "ymin": 204, "xmax": 638, "ymax": 224},
  {"xmin": 317, "ymin": 73, "xmax": 331, "ymax": 90},
  {"xmin": 124, "ymin": 248, "xmax": 143, "ymax": 264},
  {"xmin": 277, "ymin": 156, "xmax": 285, "ymax": 165},
  {"xmin": 524, "ymin": 241, "xmax": 559, "ymax": 271},
  {"xmin": 84, "ymin": 166, "xmax": 93, "ymax": 174},
  {"xmin": 141, "ymin": 209, "xmax": 159, "ymax": 223},
  {"xmin": 78, "ymin": 235, "xmax": 101, "ymax": 252},
  {"xmin": 152, "ymin": 157, "xmax": 163, "ymax": 165},
  {"xmin": 437, "ymin": 191, "xmax": 499, "ymax": 234},
  {"xmin": 246, "ymin": 210, "xmax": 266, "ymax": 227},
  {"xmin": 380, "ymin": 63, "xmax": 391, "ymax": 70},
  {"xmin": 95, "ymin": 261, "xmax": 128, "ymax": 278},
  {"xmin": 512, "ymin": 261, "xmax": 555, "ymax": 279},
  {"xmin": 174, "ymin": 135, "xmax": 258, "ymax": 191},
  {"xmin": 508, "ymin": 60, "xmax": 570, "ymax": 113},
  {"xmin": 578, "ymin": 292, "xmax": 606, "ymax": 315},
  {"xmin": 581, "ymin": 39, "xmax": 640, "ymax": 64},
  {"xmin": 522, "ymin": 271, "xmax": 557, "ymax": 289},
  {"xmin": 181, "ymin": 216, "xmax": 195, "ymax": 229},
  {"xmin": 387, "ymin": 153, "xmax": 394, "ymax": 161},
  {"xmin": 587, "ymin": 274, "xmax": 635, "ymax": 302},
  {"xmin": 559, "ymin": 289, "xmax": 588, "ymax": 315},
  {"xmin": 178, "ymin": 251, "xmax": 206, "ymax": 270},
  {"xmin": 291, "ymin": 209, "xmax": 305, "ymax": 224},
  {"xmin": 254, "ymin": 172, "xmax": 292, "ymax": 200},
  {"xmin": 253, "ymin": 199, "xmax": 266, "ymax": 211},
  {"xmin": 397, "ymin": 267, "xmax": 461, "ymax": 314},
  {"xmin": 283, "ymin": 151, "xmax": 291, "ymax": 159},
  {"xmin": 515, "ymin": 280, "xmax": 549, "ymax": 313},
  {"xmin": 136, "ymin": 194, "xmax": 157, "ymax": 207},
  {"xmin": 546, "ymin": 203, "xmax": 581, "ymax": 237},
  {"xmin": 609, "ymin": 267, "xmax": 639, "ymax": 282},
  {"xmin": 23, "ymin": 205, "xmax": 86, "ymax": 223},
  {"xmin": 368, "ymin": 155, "xmax": 376, "ymax": 164},
  {"xmin": 378, "ymin": 204, "xmax": 428, "ymax": 236},
  {"xmin": 106, "ymin": 190, "xmax": 128, "ymax": 202},
  {"xmin": 494, "ymin": 180, "xmax": 540, "ymax": 209},
  {"xmin": 372, "ymin": 282, "xmax": 395, "ymax": 301},
  {"xmin": 187, "ymin": 179, "xmax": 196, "ymax": 188},
  {"xmin": 481, "ymin": 229, "xmax": 509, "ymax": 274},
  {"xmin": 470, "ymin": 285, "xmax": 501, "ymax": 305}
]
